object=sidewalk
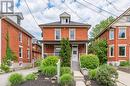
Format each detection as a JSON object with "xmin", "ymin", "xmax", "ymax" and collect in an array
[
  {"xmin": 117, "ymin": 70, "xmax": 130, "ymax": 86},
  {"xmin": 0, "ymin": 68, "xmax": 38, "ymax": 86}
]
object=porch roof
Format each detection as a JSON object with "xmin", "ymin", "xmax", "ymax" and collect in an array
[{"xmin": 39, "ymin": 40, "xmax": 88, "ymax": 44}]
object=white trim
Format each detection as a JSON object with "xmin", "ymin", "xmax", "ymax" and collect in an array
[
  {"xmin": 19, "ymin": 46, "xmax": 23, "ymax": 58},
  {"xmin": 69, "ymin": 28, "xmax": 75, "ymax": 40},
  {"xmin": 55, "ymin": 28, "xmax": 61, "ymax": 40},
  {"xmin": 71, "ymin": 45, "xmax": 78, "ymax": 62},
  {"xmin": 118, "ymin": 44, "xmax": 126, "ymax": 57},
  {"xmin": 54, "ymin": 45, "xmax": 61, "ymax": 56},
  {"xmin": 109, "ymin": 45, "xmax": 114, "ymax": 57},
  {"xmin": 0, "ymin": 19, "xmax": 1, "ymax": 65},
  {"xmin": 109, "ymin": 29, "xmax": 114, "ymax": 40},
  {"xmin": 118, "ymin": 27, "xmax": 127, "ymax": 39}
]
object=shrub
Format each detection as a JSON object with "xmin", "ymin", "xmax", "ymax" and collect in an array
[
  {"xmin": 80, "ymin": 54, "xmax": 99, "ymax": 69},
  {"xmin": 9, "ymin": 73, "xmax": 23, "ymax": 86},
  {"xmin": 0, "ymin": 63, "xmax": 10, "ymax": 73},
  {"xmin": 60, "ymin": 74, "xmax": 74, "ymax": 86},
  {"xmin": 96, "ymin": 64, "xmax": 118, "ymax": 86},
  {"xmin": 34, "ymin": 58, "xmax": 42, "ymax": 67},
  {"xmin": 61, "ymin": 67, "xmax": 71, "ymax": 76},
  {"xmin": 41, "ymin": 66, "xmax": 56, "ymax": 77},
  {"xmin": 25, "ymin": 73, "xmax": 38, "ymax": 81},
  {"xmin": 120, "ymin": 61, "xmax": 130, "ymax": 66},
  {"xmin": 40, "ymin": 56, "xmax": 59, "ymax": 67},
  {"xmin": 88, "ymin": 69, "xmax": 97, "ymax": 80}
]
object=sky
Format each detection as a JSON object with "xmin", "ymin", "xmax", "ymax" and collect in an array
[{"xmin": 13, "ymin": 0, "xmax": 130, "ymax": 39}]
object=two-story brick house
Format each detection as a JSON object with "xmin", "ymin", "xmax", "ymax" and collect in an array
[
  {"xmin": 0, "ymin": 13, "xmax": 34, "ymax": 67},
  {"xmin": 95, "ymin": 8, "xmax": 130, "ymax": 66},
  {"xmin": 39, "ymin": 12, "xmax": 91, "ymax": 62}
]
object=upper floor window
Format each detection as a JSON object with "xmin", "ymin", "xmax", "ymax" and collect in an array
[
  {"xmin": 109, "ymin": 29, "xmax": 114, "ymax": 40},
  {"xmin": 69, "ymin": 29, "xmax": 75, "ymax": 40},
  {"xmin": 55, "ymin": 29, "xmax": 61, "ymax": 40},
  {"xmin": 61, "ymin": 18, "xmax": 69, "ymax": 24},
  {"xmin": 19, "ymin": 32, "xmax": 22, "ymax": 43},
  {"xmin": 127, "ymin": 16, "xmax": 130, "ymax": 22},
  {"xmin": 19, "ymin": 46, "xmax": 23, "ymax": 58},
  {"xmin": 28, "ymin": 38, "xmax": 30, "ymax": 46},
  {"xmin": 118, "ymin": 27, "xmax": 126, "ymax": 39},
  {"xmin": 109, "ymin": 45, "xmax": 114, "ymax": 57},
  {"xmin": 118, "ymin": 45, "xmax": 126, "ymax": 57}
]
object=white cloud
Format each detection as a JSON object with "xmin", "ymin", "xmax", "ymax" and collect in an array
[{"xmin": 13, "ymin": 0, "xmax": 130, "ymax": 39}]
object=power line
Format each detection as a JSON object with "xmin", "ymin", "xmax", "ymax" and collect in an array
[
  {"xmin": 75, "ymin": 1, "xmax": 108, "ymax": 18},
  {"xmin": 24, "ymin": 0, "xmax": 39, "ymax": 26},
  {"xmin": 105, "ymin": 0, "xmax": 124, "ymax": 12},
  {"xmin": 82, "ymin": 0, "xmax": 118, "ymax": 17}
]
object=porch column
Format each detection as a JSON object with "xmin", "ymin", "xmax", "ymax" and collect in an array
[
  {"xmin": 42, "ymin": 43, "xmax": 44, "ymax": 58},
  {"xmin": 86, "ymin": 43, "xmax": 88, "ymax": 54}
]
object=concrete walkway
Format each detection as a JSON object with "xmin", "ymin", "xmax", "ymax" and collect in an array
[
  {"xmin": 117, "ymin": 70, "xmax": 130, "ymax": 86},
  {"xmin": 0, "ymin": 68, "xmax": 38, "ymax": 86},
  {"xmin": 72, "ymin": 61, "xmax": 80, "ymax": 71}
]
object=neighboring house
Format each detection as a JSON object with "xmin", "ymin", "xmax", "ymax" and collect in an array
[
  {"xmin": 0, "ymin": 13, "xmax": 34, "ymax": 67},
  {"xmin": 95, "ymin": 8, "xmax": 130, "ymax": 66},
  {"xmin": 39, "ymin": 12, "xmax": 91, "ymax": 62},
  {"xmin": 32, "ymin": 39, "xmax": 42, "ymax": 60}
]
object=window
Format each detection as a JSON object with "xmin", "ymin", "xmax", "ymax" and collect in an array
[
  {"xmin": 27, "ymin": 49, "xmax": 30, "ymax": 59},
  {"xmin": 19, "ymin": 32, "xmax": 22, "ymax": 43},
  {"xmin": 61, "ymin": 18, "xmax": 69, "ymax": 24},
  {"xmin": 109, "ymin": 45, "xmax": 114, "ymax": 57},
  {"xmin": 28, "ymin": 38, "xmax": 30, "ymax": 46},
  {"xmin": 127, "ymin": 16, "xmax": 130, "ymax": 22},
  {"xmin": 109, "ymin": 29, "xmax": 114, "ymax": 40},
  {"xmin": 19, "ymin": 46, "xmax": 23, "ymax": 58},
  {"xmin": 119, "ymin": 45, "xmax": 126, "ymax": 57},
  {"xmin": 118, "ymin": 27, "xmax": 126, "ymax": 39},
  {"xmin": 54, "ymin": 47, "xmax": 61, "ymax": 56},
  {"xmin": 55, "ymin": 29, "xmax": 61, "ymax": 40},
  {"xmin": 69, "ymin": 29, "xmax": 75, "ymax": 40}
]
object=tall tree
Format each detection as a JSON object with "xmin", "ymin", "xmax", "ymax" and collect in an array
[
  {"xmin": 88, "ymin": 39, "xmax": 107, "ymax": 64},
  {"xmin": 59, "ymin": 38, "xmax": 71, "ymax": 67},
  {"xmin": 90, "ymin": 16, "xmax": 115, "ymax": 38}
]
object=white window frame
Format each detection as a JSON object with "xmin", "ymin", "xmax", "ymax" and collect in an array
[
  {"xmin": 127, "ymin": 16, "xmax": 130, "ymax": 22},
  {"xmin": 19, "ymin": 45, "xmax": 23, "ymax": 58},
  {"xmin": 27, "ymin": 49, "xmax": 30, "ymax": 59},
  {"xmin": 118, "ymin": 44, "xmax": 126, "ymax": 57},
  {"xmin": 109, "ymin": 45, "xmax": 114, "ymax": 57},
  {"xmin": 109, "ymin": 29, "xmax": 114, "ymax": 40},
  {"xmin": 118, "ymin": 27, "xmax": 126, "ymax": 39},
  {"xmin": 54, "ymin": 45, "xmax": 61, "ymax": 56},
  {"xmin": 19, "ymin": 32, "xmax": 22, "ymax": 43},
  {"xmin": 28, "ymin": 38, "xmax": 30, "ymax": 46},
  {"xmin": 55, "ymin": 29, "xmax": 61, "ymax": 40},
  {"xmin": 61, "ymin": 18, "xmax": 69, "ymax": 24},
  {"xmin": 69, "ymin": 29, "xmax": 75, "ymax": 40}
]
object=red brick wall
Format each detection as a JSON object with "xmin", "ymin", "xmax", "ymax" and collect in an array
[
  {"xmin": 99, "ymin": 27, "xmax": 130, "ymax": 62},
  {"xmin": 42, "ymin": 27, "xmax": 88, "ymax": 41},
  {"xmin": 1, "ymin": 19, "xmax": 32, "ymax": 63}
]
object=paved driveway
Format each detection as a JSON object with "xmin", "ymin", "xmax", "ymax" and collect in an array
[
  {"xmin": 117, "ymin": 70, "xmax": 130, "ymax": 86},
  {"xmin": 0, "ymin": 68, "xmax": 38, "ymax": 86}
]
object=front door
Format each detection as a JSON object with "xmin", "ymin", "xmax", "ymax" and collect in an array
[{"xmin": 72, "ymin": 46, "xmax": 78, "ymax": 62}]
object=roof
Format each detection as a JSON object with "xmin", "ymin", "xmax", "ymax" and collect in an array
[
  {"xmin": 39, "ymin": 21, "xmax": 91, "ymax": 28},
  {"xmin": 60, "ymin": 12, "xmax": 70, "ymax": 18},
  {"xmin": 95, "ymin": 7, "xmax": 130, "ymax": 39},
  {"xmin": 1, "ymin": 17, "xmax": 34, "ymax": 38}
]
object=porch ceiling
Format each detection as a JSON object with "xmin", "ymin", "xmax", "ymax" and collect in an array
[{"xmin": 40, "ymin": 40, "xmax": 88, "ymax": 44}]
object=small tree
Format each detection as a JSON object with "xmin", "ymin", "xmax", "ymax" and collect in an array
[
  {"xmin": 59, "ymin": 38, "xmax": 71, "ymax": 67},
  {"xmin": 88, "ymin": 39, "xmax": 107, "ymax": 64}
]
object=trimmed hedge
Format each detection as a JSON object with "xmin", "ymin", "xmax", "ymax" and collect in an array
[
  {"xmin": 9, "ymin": 73, "xmax": 24, "ymax": 86},
  {"xmin": 80, "ymin": 54, "xmax": 99, "ymax": 69},
  {"xmin": 60, "ymin": 74, "xmax": 74, "ymax": 86}
]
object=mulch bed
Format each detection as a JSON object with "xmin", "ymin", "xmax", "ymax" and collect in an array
[
  {"xmin": 118, "ymin": 66, "xmax": 130, "ymax": 74},
  {"xmin": 20, "ymin": 74, "xmax": 58, "ymax": 86}
]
